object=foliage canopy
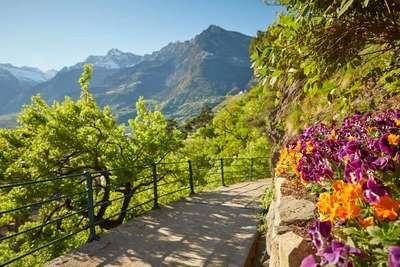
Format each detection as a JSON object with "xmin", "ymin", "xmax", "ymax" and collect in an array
[
  {"xmin": 253, "ymin": 0, "xmax": 400, "ymax": 91},
  {"xmin": 0, "ymin": 64, "xmax": 184, "ymax": 265}
]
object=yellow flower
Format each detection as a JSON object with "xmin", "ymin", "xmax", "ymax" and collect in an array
[
  {"xmin": 388, "ymin": 134, "xmax": 400, "ymax": 146},
  {"xmin": 395, "ymin": 119, "xmax": 400, "ymax": 127},
  {"xmin": 328, "ymin": 130, "xmax": 338, "ymax": 142},
  {"xmin": 367, "ymin": 126, "xmax": 375, "ymax": 134},
  {"xmin": 306, "ymin": 141, "xmax": 316, "ymax": 154}
]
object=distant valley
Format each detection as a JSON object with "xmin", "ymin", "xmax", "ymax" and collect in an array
[{"xmin": 0, "ymin": 25, "xmax": 254, "ymax": 127}]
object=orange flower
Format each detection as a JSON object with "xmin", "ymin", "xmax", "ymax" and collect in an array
[
  {"xmin": 275, "ymin": 164, "xmax": 289, "ymax": 176},
  {"xmin": 275, "ymin": 148, "xmax": 289, "ymax": 176},
  {"xmin": 317, "ymin": 181, "xmax": 363, "ymax": 222},
  {"xmin": 360, "ymin": 216, "xmax": 375, "ymax": 228},
  {"xmin": 280, "ymin": 148, "xmax": 288, "ymax": 158},
  {"xmin": 373, "ymin": 196, "xmax": 400, "ymax": 220},
  {"xmin": 367, "ymin": 126, "xmax": 375, "ymax": 134},
  {"xmin": 306, "ymin": 141, "xmax": 316, "ymax": 154},
  {"xmin": 328, "ymin": 130, "xmax": 338, "ymax": 142},
  {"xmin": 388, "ymin": 134, "xmax": 400, "ymax": 146},
  {"xmin": 333, "ymin": 180, "xmax": 346, "ymax": 192}
]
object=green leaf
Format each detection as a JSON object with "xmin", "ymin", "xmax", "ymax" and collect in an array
[
  {"xmin": 346, "ymin": 236, "xmax": 355, "ymax": 247},
  {"xmin": 367, "ymin": 226, "xmax": 383, "ymax": 238},
  {"xmin": 270, "ymin": 76, "xmax": 278, "ymax": 86},
  {"xmin": 338, "ymin": 0, "xmax": 354, "ymax": 18},
  {"xmin": 271, "ymin": 70, "xmax": 283, "ymax": 77},
  {"xmin": 327, "ymin": 93, "xmax": 333, "ymax": 105},
  {"xmin": 342, "ymin": 227, "xmax": 358, "ymax": 235},
  {"xmin": 370, "ymin": 237, "xmax": 386, "ymax": 245}
]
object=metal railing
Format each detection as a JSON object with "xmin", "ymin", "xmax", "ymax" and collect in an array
[{"xmin": 0, "ymin": 157, "xmax": 269, "ymax": 266}]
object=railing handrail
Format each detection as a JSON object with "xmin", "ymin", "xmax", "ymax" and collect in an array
[{"xmin": 0, "ymin": 157, "xmax": 269, "ymax": 266}]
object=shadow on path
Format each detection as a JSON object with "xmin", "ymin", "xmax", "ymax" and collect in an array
[{"xmin": 45, "ymin": 179, "xmax": 272, "ymax": 267}]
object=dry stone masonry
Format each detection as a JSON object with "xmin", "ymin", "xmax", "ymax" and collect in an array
[{"xmin": 264, "ymin": 178, "xmax": 316, "ymax": 267}]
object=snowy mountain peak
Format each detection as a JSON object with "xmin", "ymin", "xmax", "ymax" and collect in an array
[
  {"xmin": 0, "ymin": 63, "xmax": 57, "ymax": 86},
  {"xmin": 73, "ymin": 49, "xmax": 143, "ymax": 70},
  {"xmin": 107, "ymin": 48, "xmax": 123, "ymax": 56}
]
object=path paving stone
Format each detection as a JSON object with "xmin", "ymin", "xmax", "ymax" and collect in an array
[{"xmin": 45, "ymin": 179, "xmax": 272, "ymax": 267}]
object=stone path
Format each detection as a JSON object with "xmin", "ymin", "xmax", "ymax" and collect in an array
[{"xmin": 45, "ymin": 179, "xmax": 272, "ymax": 267}]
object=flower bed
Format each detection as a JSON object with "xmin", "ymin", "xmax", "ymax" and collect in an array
[{"xmin": 277, "ymin": 110, "xmax": 400, "ymax": 266}]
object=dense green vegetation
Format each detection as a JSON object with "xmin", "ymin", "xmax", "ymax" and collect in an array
[
  {"xmin": 250, "ymin": 0, "xmax": 400, "ymax": 136},
  {"xmin": 3, "ymin": 1, "xmax": 399, "ymax": 265},
  {"xmin": 180, "ymin": 84, "xmax": 274, "ymax": 161},
  {"xmin": 251, "ymin": 1, "xmax": 400, "ymax": 266},
  {"xmin": 0, "ymin": 63, "xmax": 271, "ymax": 266}
]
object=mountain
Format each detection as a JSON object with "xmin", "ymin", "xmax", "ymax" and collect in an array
[
  {"xmin": 2, "ymin": 49, "xmax": 144, "ymax": 112},
  {"xmin": 61, "ymin": 48, "xmax": 142, "ymax": 72},
  {"xmin": 1, "ymin": 25, "xmax": 255, "ymax": 124},
  {"xmin": 0, "ymin": 64, "xmax": 57, "ymax": 107}
]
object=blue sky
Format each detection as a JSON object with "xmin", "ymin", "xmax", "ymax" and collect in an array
[{"xmin": 0, "ymin": 0, "xmax": 283, "ymax": 71}]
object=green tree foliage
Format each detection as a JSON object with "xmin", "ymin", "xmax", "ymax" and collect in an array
[
  {"xmin": 180, "ymin": 86, "xmax": 273, "ymax": 162},
  {"xmin": 0, "ymin": 64, "xmax": 184, "ymax": 265},
  {"xmin": 182, "ymin": 106, "xmax": 214, "ymax": 133},
  {"xmin": 253, "ymin": 0, "xmax": 400, "ymax": 91}
]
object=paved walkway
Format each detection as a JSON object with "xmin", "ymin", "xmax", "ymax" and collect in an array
[{"xmin": 45, "ymin": 179, "xmax": 272, "ymax": 267}]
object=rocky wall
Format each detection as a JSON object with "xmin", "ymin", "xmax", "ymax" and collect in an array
[{"xmin": 264, "ymin": 178, "xmax": 316, "ymax": 267}]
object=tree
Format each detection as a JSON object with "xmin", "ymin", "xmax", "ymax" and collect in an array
[
  {"xmin": 253, "ymin": 0, "xmax": 400, "ymax": 91},
  {"xmin": 183, "ymin": 106, "xmax": 214, "ymax": 133},
  {"xmin": 0, "ymin": 64, "xmax": 184, "ymax": 265}
]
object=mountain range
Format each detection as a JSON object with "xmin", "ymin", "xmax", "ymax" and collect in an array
[{"xmin": 0, "ymin": 25, "xmax": 254, "ymax": 125}]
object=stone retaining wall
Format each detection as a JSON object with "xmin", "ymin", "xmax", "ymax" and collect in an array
[{"xmin": 264, "ymin": 178, "xmax": 316, "ymax": 267}]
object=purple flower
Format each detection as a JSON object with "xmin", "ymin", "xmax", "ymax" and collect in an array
[
  {"xmin": 308, "ymin": 226, "xmax": 323, "ymax": 250},
  {"xmin": 316, "ymin": 220, "xmax": 332, "ymax": 238},
  {"xmin": 375, "ymin": 134, "xmax": 398, "ymax": 156},
  {"xmin": 308, "ymin": 220, "xmax": 332, "ymax": 251},
  {"xmin": 300, "ymin": 255, "xmax": 320, "ymax": 267},
  {"xmin": 318, "ymin": 240, "xmax": 366, "ymax": 266},
  {"xmin": 362, "ymin": 178, "xmax": 386, "ymax": 205},
  {"xmin": 388, "ymin": 246, "xmax": 400, "ymax": 267},
  {"xmin": 367, "ymin": 156, "xmax": 389, "ymax": 170},
  {"xmin": 344, "ymin": 159, "xmax": 364, "ymax": 184},
  {"xmin": 344, "ymin": 140, "xmax": 362, "ymax": 155}
]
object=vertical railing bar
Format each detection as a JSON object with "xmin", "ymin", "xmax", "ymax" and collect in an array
[
  {"xmin": 152, "ymin": 162, "xmax": 159, "ymax": 210},
  {"xmin": 188, "ymin": 160, "xmax": 195, "ymax": 195},
  {"xmin": 85, "ymin": 171, "xmax": 100, "ymax": 243},
  {"xmin": 249, "ymin": 157, "xmax": 254, "ymax": 181},
  {"xmin": 220, "ymin": 158, "xmax": 226, "ymax": 186}
]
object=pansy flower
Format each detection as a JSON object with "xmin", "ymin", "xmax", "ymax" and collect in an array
[
  {"xmin": 373, "ymin": 195, "xmax": 400, "ymax": 220},
  {"xmin": 388, "ymin": 246, "xmax": 400, "ymax": 267}
]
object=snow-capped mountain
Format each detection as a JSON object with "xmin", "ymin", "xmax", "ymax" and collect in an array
[
  {"xmin": 60, "ymin": 48, "xmax": 142, "ymax": 73},
  {"xmin": 1, "ymin": 26, "xmax": 254, "ymax": 126},
  {"xmin": 0, "ymin": 64, "xmax": 57, "ymax": 89},
  {"xmin": 0, "ymin": 64, "xmax": 58, "ymax": 108}
]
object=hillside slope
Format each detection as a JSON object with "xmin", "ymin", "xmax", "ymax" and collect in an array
[{"xmin": 1, "ymin": 25, "xmax": 254, "ymax": 125}]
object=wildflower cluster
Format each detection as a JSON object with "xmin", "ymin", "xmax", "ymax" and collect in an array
[{"xmin": 276, "ymin": 110, "xmax": 400, "ymax": 266}]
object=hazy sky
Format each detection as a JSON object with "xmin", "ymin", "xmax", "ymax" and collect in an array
[{"xmin": 0, "ymin": 0, "xmax": 283, "ymax": 71}]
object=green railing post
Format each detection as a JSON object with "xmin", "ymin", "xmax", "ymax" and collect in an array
[
  {"xmin": 85, "ymin": 171, "xmax": 100, "ymax": 243},
  {"xmin": 188, "ymin": 160, "xmax": 195, "ymax": 195},
  {"xmin": 249, "ymin": 157, "xmax": 254, "ymax": 181},
  {"xmin": 220, "ymin": 158, "xmax": 226, "ymax": 186},
  {"xmin": 152, "ymin": 162, "xmax": 159, "ymax": 210}
]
